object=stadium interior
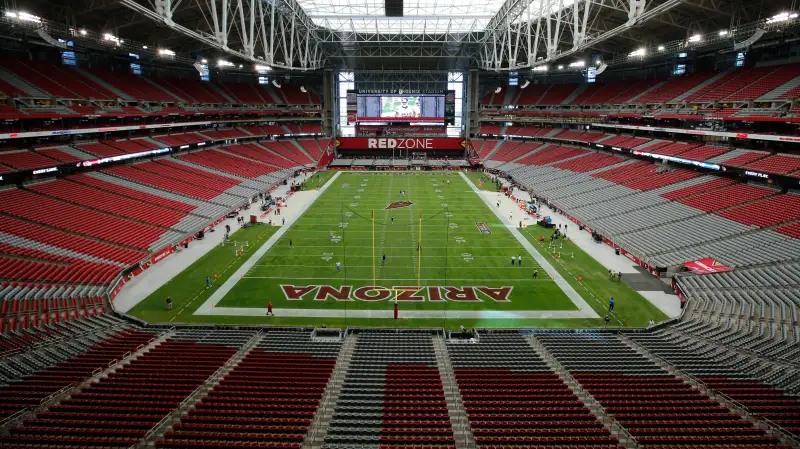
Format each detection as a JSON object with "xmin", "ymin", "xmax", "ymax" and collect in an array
[{"xmin": 1, "ymin": 0, "xmax": 800, "ymax": 447}]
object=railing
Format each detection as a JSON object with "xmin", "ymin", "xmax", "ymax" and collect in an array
[
  {"xmin": 528, "ymin": 334, "xmax": 638, "ymax": 448},
  {"xmin": 0, "ymin": 383, "xmax": 75, "ymax": 431},
  {"xmin": 307, "ymin": 329, "xmax": 353, "ymax": 446},
  {"xmin": 0, "ymin": 322, "xmax": 127, "ymax": 359},
  {"xmin": 438, "ymin": 334, "xmax": 473, "ymax": 449},
  {"xmin": 622, "ymin": 335, "xmax": 800, "ymax": 447}
]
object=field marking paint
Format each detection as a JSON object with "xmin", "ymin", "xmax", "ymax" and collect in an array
[
  {"xmin": 524, "ymin": 228, "xmax": 627, "ymax": 327},
  {"xmin": 194, "ymin": 171, "xmax": 343, "ymax": 315},
  {"xmin": 241, "ymin": 276, "xmax": 552, "ymax": 281},
  {"xmin": 196, "ymin": 307, "xmax": 594, "ymax": 319},
  {"xmin": 459, "ymin": 172, "xmax": 598, "ymax": 318}
]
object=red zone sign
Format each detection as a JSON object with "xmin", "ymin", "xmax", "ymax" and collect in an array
[
  {"xmin": 281, "ymin": 285, "xmax": 513, "ymax": 302},
  {"xmin": 336, "ymin": 137, "xmax": 466, "ymax": 150}
]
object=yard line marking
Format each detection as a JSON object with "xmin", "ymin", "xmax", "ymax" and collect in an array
[
  {"xmin": 193, "ymin": 171, "xmax": 343, "ymax": 315},
  {"xmin": 459, "ymin": 171, "xmax": 599, "ymax": 319},
  {"xmin": 196, "ymin": 307, "xmax": 596, "ymax": 319},
  {"xmin": 241, "ymin": 276, "xmax": 552, "ymax": 281}
]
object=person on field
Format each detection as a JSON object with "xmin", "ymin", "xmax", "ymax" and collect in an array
[
  {"xmin": 609, "ymin": 297, "xmax": 615, "ymax": 312},
  {"xmin": 511, "ymin": 256, "xmax": 515, "ymax": 266},
  {"xmin": 206, "ymin": 276, "xmax": 211, "ymax": 289},
  {"xmin": 289, "ymin": 238, "xmax": 293, "ymax": 249},
  {"xmin": 336, "ymin": 261, "xmax": 341, "ymax": 273},
  {"xmin": 166, "ymin": 296, "xmax": 172, "ymax": 310},
  {"xmin": 517, "ymin": 256, "xmax": 522, "ymax": 266},
  {"xmin": 382, "ymin": 253, "xmax": 386, "ymax": 265},
  {"xmin": 533, "ymin": 269, "xmax": 538, "ymax": 279},
  {"xmin": 266, "ymin": 301, "xmax": 274, "ymax": 316}
]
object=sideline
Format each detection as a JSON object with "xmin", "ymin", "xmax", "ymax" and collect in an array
[
  {"xmin": 459, "ymin": 172, "xmax": 599, "ymax": 318},
  {"xmin": 194, "ymin": 171, "xmax": 343, "ymax": 314}
]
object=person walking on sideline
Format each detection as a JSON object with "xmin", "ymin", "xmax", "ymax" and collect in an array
[
  {"xmin": 166, "ymin": 296, "xmax": 173, "ymax": 310},
  {"xmin": 511, "ymin": 256, "xmax": 515, "ymax": 266},
  {"xmin": 609, "ymin": 297, "xmax": 615, "ymax": 312},
  {"xmin": 206, "ymin": 276, "xmax": 211, "ymax": 289},
  {"xmin": 533, "ymin": 269, "xmax": 538, "ymax": 279},
  {"xmin": 266, "ymin": 301, "xmax": 274, "ymax": 316},
  {"xmin": 282, "ymin": 217, "xmax": 285, "ymax": 226}
]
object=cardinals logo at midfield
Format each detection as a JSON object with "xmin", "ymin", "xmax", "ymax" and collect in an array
[{"xmin": 386, "ymin": 201, "xmax": 413, "ymax": 209}]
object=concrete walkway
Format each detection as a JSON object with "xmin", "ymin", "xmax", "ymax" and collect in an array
[
  {"xmin": 194, "ymin": 172, "xmax": 342, "ymax": 315},
  {"xmin": 113, "ymin": 171, "xmax": 314, "ymax": 313}
]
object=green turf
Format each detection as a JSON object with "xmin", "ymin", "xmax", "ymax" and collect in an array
[
  {"xmin": 128, "ymin": 170, "xmax": 667, "ymax": 329},
  {"xmin": 297, "ymin": 170, "xmax": 337, "ymax": 191}
]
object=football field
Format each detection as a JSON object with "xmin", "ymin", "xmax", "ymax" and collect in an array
[{"xmin": 128, "ymin": 170, "xmax": 667, "ymax": 329}]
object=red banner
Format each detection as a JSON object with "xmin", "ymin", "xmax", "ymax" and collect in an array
[
  {"xmin": 336, "ymin": 137, "xmax": 466, "ymax": 150},
  {"xmin": 683, "ymin": 258, "xmax": 734, "ymax": 275}
]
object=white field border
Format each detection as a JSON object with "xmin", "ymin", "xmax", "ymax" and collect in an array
[{"xmin": 194, "ymin": 171, "xmax": 599, "ymax": 320}]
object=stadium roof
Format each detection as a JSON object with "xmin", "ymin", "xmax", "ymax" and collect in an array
[{"xmin": 3, "ymin": 0, "xmax": 798, "ymax": 71}]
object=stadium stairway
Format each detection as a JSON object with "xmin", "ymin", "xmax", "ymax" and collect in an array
[
  {"xmin": 141, "ymin": 330, "xmax": 264, "ymax": 445},
  {"xmin": 526, "ymin": 335, "xmax": 637, "ymax": 448},
  {"xmin": 536, "ymin": 332, "xmax": 788, "ymax": 447},
  {"xmin": 306, "ymin": 333, "xmax": 357, "ymax": 448},
  {"xmin": 618, "ymin": 334, "xmax": 799, "ymax": 446},
  {"xmin": 432, "ymin": 335, "xmax": 476, "ymax": 449},
  {"xmin": 0, "ymin": 326, "xmax": 171, "ymax": 433}
]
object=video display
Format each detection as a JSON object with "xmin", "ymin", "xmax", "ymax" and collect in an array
[{"xmin": 357, "ymin": 95, "xmax": 445, "ymax": 120}]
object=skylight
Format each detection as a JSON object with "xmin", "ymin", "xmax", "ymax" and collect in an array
[{"xmin": 296, "ymin": 0, "xmax": 508, "ymax": 33}]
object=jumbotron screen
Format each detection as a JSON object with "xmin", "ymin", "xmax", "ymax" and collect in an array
[{"xmin": 357, "ymin": 95, "xmax": 445, "ymax": 121}]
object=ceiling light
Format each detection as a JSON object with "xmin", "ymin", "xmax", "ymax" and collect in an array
[
  {"xmin": 200, "ymin": 59, "xmax": 208, "ymax": 64},
  {"xmin": 688, "ymin": 34, "xmax": 702, "ymax": 42},
  {"xmin": 628, "ymin": 48, "xmax": 646, "ymax": 57},
  {"xmin": 718, "ymin": 30, "xmax": 728, "ymax": 36},
  {"xmin": 767, "ymin": 12, "xmax": 791, "ymax": 23},
  {"xmin": 142, "ymin": 45, "xmax": 148, "ymax": 49},
  {"xmin": 657, "ymin": 45, "xmax": 665, "ymax": 51},
  {"xmin": 79, "ymin": 29, "xmax": 87, "ymax": 35},
  {"xmin": 217, "ymin": 59, "xmax": 234, "ymax": 67},
  {"xmin": 238, "ymin": 64, "xmax": 243, "ymax": 68},
  {"xmin": 557, "ymin": 65, "xmax": 564, "ymax": 70},
  {"xmin": 568, "ymin": 60, "xmax": 585, "ymax": 68},
  {"xmin": 533, "ymin": 65, "xmax": 548, "ymax": 72},
  {"xmin": 595, "ymin": 60, "xmax": 602, "ymax": 65},
  {"xmin": 158, "ymin": 48, "xmax": 175, "ymax": 56},
  {"xmin": 792, "ymin": 13, "xmax": 799, "ymax": 19},
  {"xmin": 255, "ymin": 64, "xmax": 271, "ymax": 72}
]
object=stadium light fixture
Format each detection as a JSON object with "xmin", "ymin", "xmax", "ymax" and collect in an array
[
  {"xmin": 79, "ymin": 29, "xmax": 87, "ymax": 35},
  {"xmin": 255, "ymin": 64, "xmax": 271, "ymax": 72},
  {"xmin": 718, "ymin": 30, "xmax": 728, "ymax": 36},
  {"xmin": 103, "ymin": 32, "xmax": 122, "ymax": 46},
  {"xmin": 142, "ymin": 45, "xmax": 148, "ymax": 49},
  {"xmin": 767, "ymin": 12, "xmax": 793, "ymax": 23},
  {"xmin": 628, "ymin": 48, "xmax": 646, "ymax": 57},
  {"xmin": 158, "ymin": 48, "xmax": 175, "ymax": 57},
  {"xmin": 6, "ymin": 11, "xmax": 42, "ymax": 23},
  {"xmin": 238, "ymin": 64, "xmax": 243, "ymax": 68},
  {"xmin": 688, "ymin": 34, "xmax": 702, "ymax": 42},
  {"xmin": 217, "ymin": 59, "xmax": 234, "ymax": 67},
  {"xmin": 532, "ymin": 65, "xmax": 548, "ymax": 72},
  {"xmin": 657, "ymin": 45, "xmax": 665, "ymax": 51},
  {"xmin": 200, "ymin": 59, "xmax": 208, "ymax": 64},
  {"xmin": 557, "ymin": 65, "xmax": 564, "ymax": 70},
  {"xmin": 568, "ymin": 60, "xmax": 585, "ymax": 68}
]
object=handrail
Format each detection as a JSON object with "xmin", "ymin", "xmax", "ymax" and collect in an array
[
  {"xmin": 0, "ymin": 322, "xmax": 127, "ymax": 359},
  {"xmin": 529, "ymin": 335, "xmax": 638, "ymax": 448},
  {"xmin": 623, "ymin": 335, "xmax": 800, "ymax": 447}
]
